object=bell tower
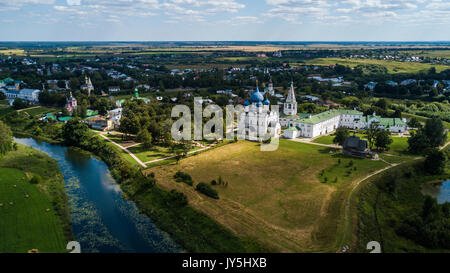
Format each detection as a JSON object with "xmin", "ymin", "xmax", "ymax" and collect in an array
[{"xmin": 283, "ymin": 82, "xmax": 297, "ymax": 116}]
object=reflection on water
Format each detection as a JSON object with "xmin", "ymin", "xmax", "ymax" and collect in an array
[
  {"xmin": 421, "ymin": 181, "xmax": 450, "ymax": 205},
  {"xmin": 15, "ymin": 138, "xmax": 182, "ymax": 253}
]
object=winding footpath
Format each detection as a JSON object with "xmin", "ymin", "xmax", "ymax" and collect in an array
[
  {"xmin": 99, "ymin": 133, "xmax": 148, "ymax": 168},
  {"xmin": 98, "ymin": 132, "xmax": 218, "ymax": 168}
]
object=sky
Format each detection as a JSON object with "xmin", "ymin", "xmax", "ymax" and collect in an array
[{"xmin": 0, "ymin": 0, "xmax": 449, "ymax": 41}]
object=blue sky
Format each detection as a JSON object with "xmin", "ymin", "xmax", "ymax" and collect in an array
[{"xmin": 0, "ymin": 0, "xmax": 449, "ymax": 41}]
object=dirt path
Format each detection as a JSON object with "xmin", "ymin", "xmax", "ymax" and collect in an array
[
  {"xmin": 98, "ymin": 133, "xmax": 148, "ymax": 168},
  {"xmin": 288, "ymin": 138, "xmax": 342, "ymax": 149},
  {"xmin": 143, "ymin": 142, "xmax": 217, "ymax": 165},
  {"xmin": 17, "ymin": 106, "xmax": 40, "ymax": 113},
  {"xmin": 340, "ymin": 140, "xmax": 450, "ymax": 252}
]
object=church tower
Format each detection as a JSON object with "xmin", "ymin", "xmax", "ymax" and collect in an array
[
  {"xmin": 283, "ymin": 82, "xmax": 297, "ymax": 116},
  {"xmin": 268, "ymin": 79, "xmax": 274, "ymax": 96}
]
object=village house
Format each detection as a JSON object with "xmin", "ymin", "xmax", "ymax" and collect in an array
[
  {"xmin": 343, "ymin": 135, "xmax": 371, "ymax": 158},
  {"xmin": 108, "ymin": 86, "xmax": 121, "ymax": 93}
]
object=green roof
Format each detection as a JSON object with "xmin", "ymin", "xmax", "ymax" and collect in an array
[
  {"xmin": 86, "ymin": 110, "xmax": 99, "ymax": 117},
  {"xmin": 58, "ymin": 116, "xmax": 72, "ymax": 122},
  {"xmin": 297, "ymin": 109, "xmax": 363, "ymax": 125},
  {"xmin": 280, "ymin": 113, "xmax": 311, "ymax": 120},
  {"xmin": 366, "ymin": 116, "xmax": 407, "ymax": 127},
  {"xmin": 285, "ymin": 127, "xmax": 298, "ymax": 132},
  {"xmin": 1, "ymin": 78, "xmax": 14, "ymax": 83},
  {"xmin": 336, "ymin": 109, "xmax": 364, "ymax": 115}
]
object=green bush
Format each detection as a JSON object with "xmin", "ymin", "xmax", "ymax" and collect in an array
[
  {"xmin": 29, "ymin": 175, "xmax": 42, "ymax": 184},
  {"xmin": 196, "ymin": 182, "xmax": 219, "ymax": 199},
  {"xmin": 174, "ymin": 171, "xmax": 193, "ymax": 186},
  {"xmin": 168, "ymin": 189, "xmax": 188, "ymax": 207}
]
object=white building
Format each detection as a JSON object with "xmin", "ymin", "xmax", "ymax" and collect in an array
[
  {"xmin": 238, "ymin": 83, "xmax": 281, "ymax": 141},
  {"xmin": 81, "ymin": 75, "xmax": 94, "ymax": 96},
  {"xmin": 108, "ymin": 86, "xmax": 120, "ymax": 93},
  {"xmin": 18, "ymin": 89, "xmax": 40, "ymax": 102},
  {"xmin": 1, "ymin": 88, "xmax": 40, "ymax": 103},
  {"xmin": 284, "ymin": 110, "xmax": 408, "ymax": 139}
]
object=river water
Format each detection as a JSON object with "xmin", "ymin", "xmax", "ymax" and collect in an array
[
  {"xmin": 15, "ymin": 138, "xmax": 182, "ymax": 253},
  {"xmin": 421, "ymin": 180, "xmax": 450, "ymax": 205}
]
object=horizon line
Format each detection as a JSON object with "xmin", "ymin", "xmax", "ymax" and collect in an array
[{"xmin": 0, "ymin": 40, "xmax": 450, "ymax": 43}]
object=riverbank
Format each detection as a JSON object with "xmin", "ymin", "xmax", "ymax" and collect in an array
[
  {"xmin": 10, "ymin": 117, "xmax": 268, "ymax": 252},
  {"xmin": 90, "ymin": 133, "xmax": 270, "ymax": 252},
  {"xmin": 354, "ymin": 159, "xmax": 450, "ymax": 252},
  {"xmin": 0, "ymin": 144, "xmax": 73, "ymax": 253}
]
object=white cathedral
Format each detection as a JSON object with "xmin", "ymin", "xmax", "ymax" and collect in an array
[{"xmin": 238, "ymin": 82, "xmax": 281, "ymax": 141}]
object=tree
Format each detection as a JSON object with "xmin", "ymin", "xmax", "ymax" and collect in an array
[
  {"xmin": 0, "ymin": 91, "xmax": 6, "ymax": 100},
  {"xmin": 408, "ymin": 117, "xmax": 422, "ymax": 129},
  {"xmin": 374, "ymin": 130, "xmax": 393, "ymax": 151},
  {"xmin": 408, "ymin": 131, "xmax": 430, "ymax": 154},
  {"xmin": 392, "ymin": 109, "xmax": 402, "ymax": 118},
  {"xmin": 423, "ymin": 118, "xmax": 447, "ymax": 148},
  {"xmin": 0, "ymin": 120, "xmax": 13, "ymax": 155},
  {"xmin": 374, "ymin": 98, "xmax": 388, "ymax": 110},
  {"xmin": 62, "ymin": 118, "xmax": 91, "ymax": 146},
  {"xmin": 366, "ymin": 123, "xmax": 380, "ymax": 150},
  {"xmin": 12, "ymin": 98, "xmax": 28, "ymax": 110},
  {"xmin": 137, "ymin": 129, "xmax": 152, "ymax": 149},
  {"xmin": 408, "ymin": 118, "xmax": 447, "ymax": 154},
  {"xmin": 62, "ymin": 107, "xmax": 70, "ymax": 117},
  {"xmin": 119, "ymin": 115, "xmax": 140, "ymax": 139},
  {"xmin": 424, "ymin": 149, "xmax": 446, "ymax": 175},
  {"xmin": 94, "ymin": 98, "xmax": 112, "ymax": 116},
  {"xmin": 333, "ymin": 127, "xmax": 349, "ymax": 146}
]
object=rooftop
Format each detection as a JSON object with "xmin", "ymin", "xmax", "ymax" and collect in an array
[{"xmin": 297, "ymin": 109, "xmax": 363, "ymax": 125}]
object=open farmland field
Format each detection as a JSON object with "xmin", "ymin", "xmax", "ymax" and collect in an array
[
  {"xmin": 0, "ymin": 49, "xmax": 26, "ymax": 56},
  {"xmin": 0, "ymin": 145, "xmax": 70, "ymax": 253},
  {"xmin": 146, "ymin": 140, "xmax": 390, "ymax": 252},
  {"xmin": 397, "ymin": 50, "xmax": 450, "ymax": 59},
  {"xmin": 304, "ymin": 58, "xmax": 449, "ymax": 73}
]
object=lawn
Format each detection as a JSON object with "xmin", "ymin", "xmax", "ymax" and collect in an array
[
  {"xmin": 314, "ymin": 134, "xmax": 412, "ymax": 157},
  {"xmin": 313, "ymin": 135, "xmax": 335, "ymax": 145},
  {"xmin": 0, "ymin": 145, "xmax": 71, "ymax": 253},
  {"xmin": 146, "ymin": 140, "xmax": 391, "ymax": 252},
  {"xmin": 22, "ymin": 106, "xmax": 57, "ymax": 117},
  {"xmin": 128, "ymin": 143, "xmax": 203, "ymax": 163},
  {"xmin": 304, "ymin": 58, "xmax": 449, "ymax": 73}
]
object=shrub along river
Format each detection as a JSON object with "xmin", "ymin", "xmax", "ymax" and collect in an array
[{"xmin": 15, "ymin": 138, "xmax": 182, "ymax": 253}]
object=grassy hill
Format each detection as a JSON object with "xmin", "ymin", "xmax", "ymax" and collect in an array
[
  {"xmin": 0, "ymin": 145, "xmax": 72, "ymax": 253},
  {"xmin": 145, "ymin": 140, "xmax": 391, "ymax": 252}
]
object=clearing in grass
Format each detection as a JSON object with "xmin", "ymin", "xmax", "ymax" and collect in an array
[{"xmin": 146, "ymin": 140, "xmax": 391, "ymax": 252}]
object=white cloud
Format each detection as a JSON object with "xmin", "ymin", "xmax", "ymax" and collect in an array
[{"xmin": 67, "ymin": 0, "xmax": 81, "ymax": 6}]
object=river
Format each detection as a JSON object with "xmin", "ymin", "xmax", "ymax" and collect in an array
[
  {"xmin": 421, "ymin": 180, "xmax": 450, "ymax": 205},
  {"xmin": 15, "ymin": 138, "xmax": 182, "ymax": 253}
]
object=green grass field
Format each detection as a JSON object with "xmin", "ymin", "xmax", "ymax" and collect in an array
[
  {"xmin": 147, "ymin": 140, "xmax": 392, "ymax": 252},
  {"xmin": 354, "ymin": 160, "xmax": 450, "ymax": 252},
  {"xmin": 21, "ymin": 106, "xmax": 57, "ymax": 117},
  {"xmin": 304, "ymin": 58, "xmax": 449, "ymax": 73},
  {"xmin": 128, "ymin": 143, "xmax": 203, "ymax": 163},
  {"xmin": 314, "ymin": 134, "xmax": 411, "ymax": 155},
  {"xmin": 0, "ymin": 145, "xmax": 71, "ymax": 253}
]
